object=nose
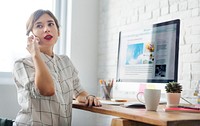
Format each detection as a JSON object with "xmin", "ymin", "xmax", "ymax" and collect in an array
[{"xmin": 44, "ymin": 25, "xmax": 50, "ymax": 33}]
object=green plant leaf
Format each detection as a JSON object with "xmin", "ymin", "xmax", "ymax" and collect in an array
[{"xmin": 165, "ymin": 81, "xmax": 182, "ymax": 93}]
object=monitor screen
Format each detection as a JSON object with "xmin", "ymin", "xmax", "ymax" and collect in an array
[{"xmin": 116, "ymin": 19, "xmax": 180, "ymax": 83}]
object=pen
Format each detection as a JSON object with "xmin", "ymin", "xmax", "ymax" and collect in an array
[
  {"xmin": 178, "ymin": 106, "xmax": 200, "ymax": 110},
  {"xmin": 181, "ymin": 97, "xmax": 193, "ymax": 105}
]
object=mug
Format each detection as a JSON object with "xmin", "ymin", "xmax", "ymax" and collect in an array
[{"xmin": 137, "ymin": 89, "xmax": 161, "ymax": 111}]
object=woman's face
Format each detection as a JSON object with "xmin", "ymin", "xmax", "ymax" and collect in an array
[{"xmin": 32, "ymin": 13, "xmax": 59, "ymax": 50}]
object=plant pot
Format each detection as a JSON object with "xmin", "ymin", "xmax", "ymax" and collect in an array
[{"xmin": 166, "ymin": 93, "xmax": 181, "ymax": 107}]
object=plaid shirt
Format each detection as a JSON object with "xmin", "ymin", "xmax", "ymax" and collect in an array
[{"xmin": 13, "ymin": 53, "xmax": 84, "ymax": 126}]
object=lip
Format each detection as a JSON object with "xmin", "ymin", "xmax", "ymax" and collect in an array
[{"xmin": 44, "ymin": 34, "xmax": 53, "ymax": 40}]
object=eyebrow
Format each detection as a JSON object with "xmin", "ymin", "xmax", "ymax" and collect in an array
[{"xmin": 35, "ymin": 20, "xmax": 55, "ymax": 25}]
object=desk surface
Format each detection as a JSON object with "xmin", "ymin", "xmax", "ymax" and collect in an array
[{"xmin": 73, "ymin": 101, "xmax": 200, "ymax": 126}]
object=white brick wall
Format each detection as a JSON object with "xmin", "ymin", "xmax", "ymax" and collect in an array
[{"xmin": 98, "ymin": 0, "xmax": 200, "ymax": 104}]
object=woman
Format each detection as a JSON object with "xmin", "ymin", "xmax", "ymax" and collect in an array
[{"xmin": 13, "ymin": 9, "xmax": 101, "ymax": 126}]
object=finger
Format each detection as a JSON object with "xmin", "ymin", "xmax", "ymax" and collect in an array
[
  {"xmin": 33, "ymin": 36, "xmax": 40, "ymax": 45},
  {"xmin": 85, "ymin": 98, "xmax": 89, "ymax": 106},
  {"xmin": 97, "ymin": 100, "xmax": 102, "ymax": 106},
  {"xmin": 94, "ymin": 98, "xmax": 98, "ymax": 106},
  {"xmin": 94, "ymin": 98, "xmax": 102, "ymax": 107},
  {"xmin": 88, "ymin": 97, "xmax": 93, "ymax": 107},
  {"xmin": 35, "ymin": 37, "xmax": 40, "ymax": 43},
  {"xmin": 26, "ymin": 40, "xmax": 32, "ymax": 48},
  {"xmin": 27, "ymin": 35, "xmax": 34, "ymax": 42},
  {"xmin": 26, "ymin": 44, "xmax": 30, "ymax": 48},
  {"xmin": 99, "ymin": 101, "xmax": 102, "ymax": 106},
  {"xmin": 27, "ymin": 36, "xmax": 34, "ymax": 47}
]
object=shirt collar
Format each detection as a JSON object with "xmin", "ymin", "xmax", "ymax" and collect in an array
[{"xmin": 40, "ymin": 52, "xmax": 55, "ymax": 63}]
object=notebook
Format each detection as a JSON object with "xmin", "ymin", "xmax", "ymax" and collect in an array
[{"xmin": 164, "ymin": 106, "xmax": 200, "ymax": 113}]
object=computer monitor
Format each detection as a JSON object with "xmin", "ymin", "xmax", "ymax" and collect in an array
[{"xmin": 116, "ymin": 19, "xmax": 180, "ymax": 83}]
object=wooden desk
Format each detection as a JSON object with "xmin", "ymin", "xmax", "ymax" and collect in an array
[{"xmin": 73, "ymin": 101, "xmax": 200, "ymax": 126}]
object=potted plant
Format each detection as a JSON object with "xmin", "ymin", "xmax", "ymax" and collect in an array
[{"xmin": 165, "ymin": 81, "xmax": 182, "ymax": 107}]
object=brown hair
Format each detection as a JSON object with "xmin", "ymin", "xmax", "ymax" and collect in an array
[{"xmin": 26, "ymin": 9, "xmax": 60, "ymax": 36}]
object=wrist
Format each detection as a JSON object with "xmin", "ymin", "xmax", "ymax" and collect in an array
[{"xmin": 31, "ymin": 52, "xmax": 41, "ymax": 60}]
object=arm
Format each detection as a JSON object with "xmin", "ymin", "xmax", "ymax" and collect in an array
[
  {"xmin": 27, "ymin": 35, "xmax": 55, "ymax": 96},
  {"xmin": 76, "ymin": 91, "xmax": 101, "ymax": 107},
  {"xmin": 32, "ymin": 54, "xmax": 55, "ymax": 96}
]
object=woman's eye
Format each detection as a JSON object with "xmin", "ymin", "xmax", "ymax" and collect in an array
[
  {"xmin": 48, "ymin": 23, "xmax": 54, "ymax": 26},
  {"xmin": 36, "ymin": 25, "xmax": 43, "ymax": 28}
]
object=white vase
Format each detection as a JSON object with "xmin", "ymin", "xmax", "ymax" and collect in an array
[{"xmin": 166, "ymin": 93, "xmax": 181, "ymax": 107}]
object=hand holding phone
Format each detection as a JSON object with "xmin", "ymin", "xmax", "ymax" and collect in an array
[
  {"xmin": 27, "ymin": 32, "xmax": 41, "ymax": 55},
  {"xmin": 29, "ymin": 32, "xmax": 40, "ymax": 44}
]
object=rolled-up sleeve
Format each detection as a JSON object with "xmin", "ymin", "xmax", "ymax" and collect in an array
[{"xmin": 13, "ymin": 59, "xmax": 41, "ymax": 98}]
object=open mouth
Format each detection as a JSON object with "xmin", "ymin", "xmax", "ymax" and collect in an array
[{"xmin": 44, "ymin": 35, "xmax": 53, "ymax": 40}]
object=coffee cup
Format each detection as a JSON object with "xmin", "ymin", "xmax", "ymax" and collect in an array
[{"xmin": 137, "ymin": 89, "xmax": 161, "ymax": 111}]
